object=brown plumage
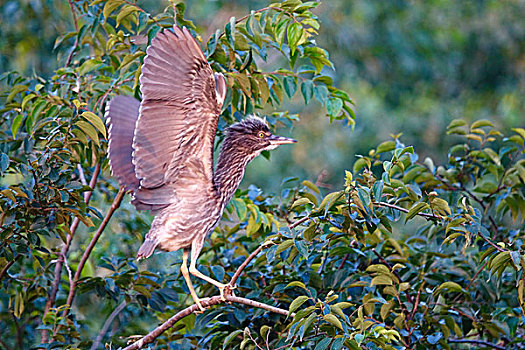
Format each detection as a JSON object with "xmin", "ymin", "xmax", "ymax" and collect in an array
[{"xmin": 105, "ymin": 25, "xmax": 296, "ymax": 310}]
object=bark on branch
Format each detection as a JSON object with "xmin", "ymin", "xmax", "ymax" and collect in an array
[
  {"xmin": 123, "ymin": 295, "xmax": 291, "ymax": 350},
  {"xmin": 42, "ymin": 163, "xmax": 100, "ymax": 342},
  {"xmin": 53, "ymin": 187, "xmax": 126, "ymax": 337}
]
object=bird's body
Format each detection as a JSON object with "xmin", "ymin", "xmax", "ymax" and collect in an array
[{"xmin": 106, "ymin": 25, "xmax": 295, "ymax": 309}]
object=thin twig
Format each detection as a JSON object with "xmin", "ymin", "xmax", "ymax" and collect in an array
[
  {"xmin": 229, "ymin": 242, "xmax": 270, "ymax": 287},
  {"xmin": 122, "ymin": 295, "xmax": 291, "ymax": 350},
  {"xmin": 452, "ymin": 258, "xmax": 490, "ymax": 304},
  {"xmin": 0, "ymin": 338, "xmax": 12, "ymax": 350},
  {"xmin": 447, "ymin": 338, "xmax": 505, "ymax": 350},
  {"xmin": 217, "ymin": 6, "xmax": 302, "ymax": 41},
  {"xmin": 120, "ymin": 0, "xmax": 162, "ymax": 26},
  {"xmin": 373, "ymin": 201, "xmax": 440, "ymax": 220},
  {"xmin": 409, "ymin": 281, "xmax": 425, "ymax": 320},
  {"xmin": 476, "ymin": 231, "xmax": 505, "ymax": 252},
  {"xmin": 0, "ymin": 256, "xmax": 20, "ymax": 280},
  {"xmin": 90, "ymin": 301, "xmax": 127, "ymax": 350},
  {"xmin": 57, "ymin": 188, "xmax": 126, "ymax": 329},
  {"xmin": 289, "ymin": 216, "xmax": 310, "ymax": 229},
  {"xmin": 77, "ymin": 164, "xmax": 88, "ymax": 186},
  {"xmin": 42, "ymin": 164, "xmax": 100, "ymax": 342},
  {"xmin": 372, "ymin": 249, "xmax": 414, "ymax": 305}
]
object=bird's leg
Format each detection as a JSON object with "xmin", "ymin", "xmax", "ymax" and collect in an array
[
  {"xmin": 189, "ymin": 240, "xmax": 233, "ymax": 301},
  {"xmin": 180, "ymin": 248, "xmax": 205, "ymax": 312}
]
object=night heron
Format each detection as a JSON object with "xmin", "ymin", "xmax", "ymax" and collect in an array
[{"xmin": 105, "ymin": 25, "xmax": 296, "ymax": 310}]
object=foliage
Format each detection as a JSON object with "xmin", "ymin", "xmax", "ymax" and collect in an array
[{"xmin": 0, "ymin": 1, "xmax": 524, "ymax": 350}]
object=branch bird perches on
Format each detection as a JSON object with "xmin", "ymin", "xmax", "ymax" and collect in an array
[{"xmin": 105, "ymin": 25, "xmax": 296, "ymax": 311}]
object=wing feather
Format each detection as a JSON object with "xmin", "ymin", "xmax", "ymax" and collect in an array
[{"xmin": 133, "ymin": 26, "xmax": 227, "ymax": 202}]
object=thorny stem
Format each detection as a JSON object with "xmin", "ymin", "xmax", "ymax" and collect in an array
[
  {"xmin": 53, "ymin": 188, "xmax": 125, "ymax": 338},
  {"xmin": 122, "ymin": 295, "xmax": 292, "ymax": 350}
]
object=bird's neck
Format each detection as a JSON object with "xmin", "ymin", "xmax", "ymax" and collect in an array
[{"xmin": 213, "ymin": 139, "xmax": 257, "ymax": 206}]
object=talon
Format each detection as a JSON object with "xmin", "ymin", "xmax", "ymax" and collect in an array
[
  {"xmin": 219, "ymin": 283, "xmax": 236, "ymax": 301},
  {"xmin": 195, "ymin": 298, "xmax": 206, "ymax": 313}
]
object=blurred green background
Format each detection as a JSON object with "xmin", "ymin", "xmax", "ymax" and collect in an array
[{"xmin": 2, "ymin": 0, "xmax": 524, "ymax": 192}]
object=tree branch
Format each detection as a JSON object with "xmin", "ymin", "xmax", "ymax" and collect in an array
[
  {"xmin": 42, "ymin": 163, "xmax": 100, "ymax": 342},
  {"xmin": 53, "ymin": 187, "xmax": 125, "ymax": 336},
  {"xmin": 122, "ymin": 295, "xmax": 291, "ymax": 350},
  {"xmin": 0, "ymin": 255, "xmax": 20, "ymax": 281},
  {"xmin": 90, "ymin": 301, "xmax": 127, "ymax": 350},
  {"xmin": 447, "ymin": 338, "xmax": 505, "ymax": 350},
  {"xmin": 372, "ymin": 249, "xmax": 414, "ymax": 305},
  {"xmin": 64, "ymin": 0, "xmax": 79, "ymax": 68},
  {"xmin": 373, "ymin": 201, "xmax": 440, "ymax": 220},
  {"xmin": 229, "ymin": 243, "xmax": 267, "ymax": 288},
  {"xmin": 289, "ymin": 215, "xmax": 310, "ymax": 229}
]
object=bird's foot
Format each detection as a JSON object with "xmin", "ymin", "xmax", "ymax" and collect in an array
[
  {"xmin": 219, "ymin": 283, "xmax": 236, "ymax": 301},
  {"xmin": 194, "ymin": 298, "xmax": 206, "ymax": 313}
]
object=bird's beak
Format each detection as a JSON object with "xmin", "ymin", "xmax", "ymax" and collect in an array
[{"xmin": 269, "ymin": 135, "xmax": 297, "ymax": 146}]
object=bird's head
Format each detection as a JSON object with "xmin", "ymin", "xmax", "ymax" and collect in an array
[{"xmin": 225, "ymin": 116, "xmax": 297, "ymax": 156}]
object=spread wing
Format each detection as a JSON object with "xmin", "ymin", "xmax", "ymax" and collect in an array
[
  {"xmin": 132, "ymin": 26, "xmax": 227, "ymax": 196},
  {"xmin": 105, "ymin": 95, "xmax": 141, "ymax": 192}
]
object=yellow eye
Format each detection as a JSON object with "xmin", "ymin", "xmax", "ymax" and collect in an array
[{"xmin": 258, "ymin": 131, "xmax": 266, "ymax": 138}]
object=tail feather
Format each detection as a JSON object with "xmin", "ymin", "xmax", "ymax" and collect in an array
[{"xmin": 137, "ymin": 238, "xmax": 158, "ymax": 259}]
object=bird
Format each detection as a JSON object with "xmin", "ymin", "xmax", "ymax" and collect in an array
[{"xmin": 105, "ymin": 25, "xmax": 296, "ymax": 310}]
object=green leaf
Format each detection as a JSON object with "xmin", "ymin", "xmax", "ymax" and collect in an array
[
  {"xmin": 7, "ymin": 84, "xmax": 28, "ymax": 103},
  {"xmin": 380, "ymin": 300, "xmax": 395, "ymax": 321},
  {"xmin": 232, "ymin": 198, "xmax": 247, "ymax": 220},
  {"xmin": 317, "ymin": 191, "xmax": 344, "ymax": 213},
  {"xmin": 447, "ymin": 119, "xmax": 467, "ymax": 129},
  {"xmin": 314, "ymin": 338, "xmax": 332, "ymax": 350},
  {"xmin": 370, "ymin": 275, "xmax": 393, "ymax": 286},
  {"xmin": 326, "ymin": 97, "xmax": 342, "ymax": 117},
  {"xmin": 366, "ymin": 264, "xmax": 391, "ymax": 274},
  {"xmin": 376, "ymin": 141, "xmax": 395, "ymax": 154},
  {"xmin": 116, "ymin": 5, "xmax": 136, "ymax": 27},
  {"xmin": 435, "ymin": 281, "xmax": 463, "ymax": 294},
  {"xmin": 14, "ymin": 292, "xmax": 24, "ymax": 318},
  {"xmin": 104, "ymin": 0, "xmax": 124, "ymax": 20},
  {"xmin": 302, "ymin": 180, "xmax": 320, "ymax": 194},
  {"xmin": 275, "ymin": 239, "xmax": 294, "ymax": 255},
  {"xmin": 81, "ymin": 111, "xmax": 107, "ymax": 138},
  {"xmin": 287, "ymin": 22, "xmax": 302, "ymax": 54},
  {"xmin": 223, "ymin": 329, "xmax": 243, "ymax": 350},
  {"xmin": 260, "ymin": 325, "xmax": 271, "ymax": 341},
  {"xmin": 11, "ymin": 114, "xmax": 23, "ymax": 139},
  {"xmin": 431, "ymin": 198, "xmax": 451, "ymax": 216},
  {"xmin": 289, "ymin": 295, "xmax": 309, "ymax": 314},
  {"xmin": 78, "ymin": 59, "xmax": 103, "ymax": 75},
  {"xmin": 301, "ymin": 80, "xmax": 314, "ymax": 104},
  {"xmin": 291, "ymin": 197, "xmax": 313, "ymax": 209},
  {"xmin": 283, "ymin": 76, "xmax": 297, "ymax": 98},
  {"xmin": 76, "ymin": 120, "xmax": 100, "ymax": 146},
  {"xmin": 405, "ymin": 202, "xmax": 430, "ymax": 222},
  {"xmin": 286, "ymin": 281, "xmax": 307, "ymax": 289},
  {"xmin": 314, "ymin": 84, "xmax": 329, "ymax": 104},
  {"xmin": 512, "ymin": 127, "xmax": 525, "ymax": 140},
  {"xmin": 471, "ymin": 119, "xmax": 494, "ymax": 129},
  {"xmin": 323, "ymin": 313, "xmax": 343, "ymax": 330}
]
